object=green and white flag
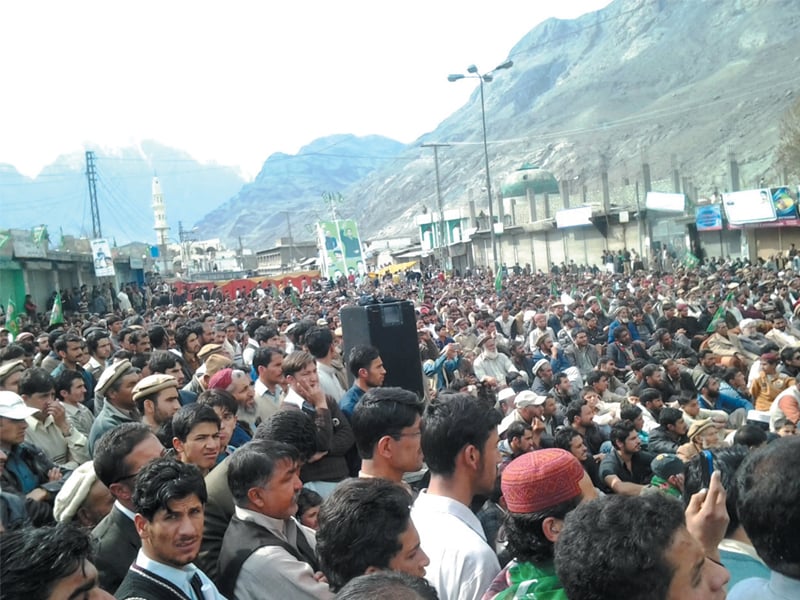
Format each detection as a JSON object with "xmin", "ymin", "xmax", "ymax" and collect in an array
[
  {"xmin": 6, "ymin": 298, "xmax": 19, "ymax": 337},
  {"xmin": 49, "ymin": 291, "xmax": 64, "ymax": 327},
  {"xmin": 494, "ymin": 268, "xmax": 503, "ymax": 295},
  {"xmin": 683, "ymin": 252, "xmax": 700, "ymax": 268},
  {"xmin": 32, "ymin": 225, "xmax": 48, "ymax": 245},
  {"xmin": 706, "ymin": 292, "xmax": 734, "ymax": 333}
]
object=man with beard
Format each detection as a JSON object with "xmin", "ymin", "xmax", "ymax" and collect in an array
[
  {"xmin": 695, "ymin": 374, "xmax": 748, "ymax": 429},
  {"xmin": 115, "ymin": 458, "xmax": 225, "ymax": 600},
  {"xmin": 526, "ymin": 314, "xmax": 556, "ymax": 352},
  {"xmin": 565, "ymin": 398, "xmax": 605, "ymax": 458},
  {"xmin": 649, "ymin": 329, "xmax": 698, "ymax": 368},
  {"xmin": 606, "ymin": 327, "xmax": 651, "ymax": 376},
  {"xmin": 473, "ymin": 336, "xmax": 515, "ymax": 386},
  {"xmin": 632, "ymin": 364, "xmax": 670, "ymax": 403},
  {"xmin": 607, "ymin": 306, "xmax": 639, "ymax": 344},
  {"xmin": 661, "ymin": 359, "xmax": 697, "ymax": 400},
  {"xmin": 509, "ymin": 341, "xmax": 535, "ymax": 384},
  {"xmin": 599, "ymin": 421, "xmax": 654, "ymax": 496},
  {"xmin": 779, "ymin": 346, "xmax": 800, "ymax": 378},
  {"xmin": 530, "ymin": 359, "xmax": 555, "ymax": 395},
  {"xmin": 453, "ymin": 318, "xmax": 478, "ymax": 353},
  {"xmin": 738, "ymin": 319, "xmax": 771, "ymax": 357},
  {"xmin": 692, "ymin": 349, "xmax": 726, "ymax": 383},
  {"xmin": 564, "ymin": 328, "xmax": 600, "ymax": 381},
  {"xmin": 132, "ymin": 374, "xmax": 181, "ymax": 434},
  {"xmin": 483, "ymin": 449, "xmax": 597, "ymax": 599},
  {"xmin": 531, "ymin": 334, "xmax": 571, "ymax": 375}
]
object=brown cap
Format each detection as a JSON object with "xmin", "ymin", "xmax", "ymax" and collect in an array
[
  {"xmin": 132, "ymin": 374, "xmax": 178, "ymax": 402},
  {"xmin": 197, "ymin": 343, "xmax": 224, "ymax": 361},
  {"xmin": 95, "ymin": 360, "xmax": 134, "ymax": 396},
  {"xmin": 687, "ymin": 418, "xmax": 717, "ymax": 441},
  {"xmin": 204, "ymin": 354, "xmax": 233, "ymax": 379},
  {"xmin": 0, "ymin": 359, "xmax": 26, "ymax": 382}
]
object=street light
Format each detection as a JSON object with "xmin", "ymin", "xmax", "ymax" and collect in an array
[{"xmin": 448, "ymin": 60, "xmax": 513, "ymax": 270}]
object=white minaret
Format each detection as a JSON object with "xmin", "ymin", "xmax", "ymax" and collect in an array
[{"xmin": 152, "ymin": 176, "xmax": 170, "ymax": 274}]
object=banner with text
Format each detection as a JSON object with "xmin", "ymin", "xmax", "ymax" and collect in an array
[{"xmin": 695, "ymin": 204, "xmax": 723, "ymax": 231}]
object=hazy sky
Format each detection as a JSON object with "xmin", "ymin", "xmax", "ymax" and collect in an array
[{"xmin": 2, "ymin": 0, "xmax": 612, "ymax": 179}]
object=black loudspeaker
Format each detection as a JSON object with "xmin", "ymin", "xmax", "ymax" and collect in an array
[{"xmin": 340, "ymin": 300, "xmax": 424, "ymax": 398}]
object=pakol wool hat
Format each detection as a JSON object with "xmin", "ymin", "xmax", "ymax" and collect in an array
[{"xmin": 132, "ymin": 374, "xmax": 178, "ymax": 402}]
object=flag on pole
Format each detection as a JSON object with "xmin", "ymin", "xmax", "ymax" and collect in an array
[
  {"xmin": 494, "ymin": 268, "xmax": 503, "ymax": 295},
  {"xmin": 550, "ymin": 280, "xmax": 558, "ymax": 298},
  {"xmin": 49, "ymin": 292, "xmax": 64, "ymax": 327},
  {"xmin": 290, "ymin": 288, "xmax": 300, "ymax": 308},
  {"xmin": 683, "ymin": 252, "xmax": 700, "ymax": 269},
  {"xmin": 271, "ymin": 284, "xmax": 279, "ymax": 300},
  {"xmin": 6, "ymin": 298, "xmax": 19, "ymax": 337},
  {"xmin": 706, "ymin": 292, "xmax": 734, "ymax": 333}
]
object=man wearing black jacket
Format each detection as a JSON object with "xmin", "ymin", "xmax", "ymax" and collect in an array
[{"xmin": 648, "ymin": 407, "xmax": 690, "ymax": 454}]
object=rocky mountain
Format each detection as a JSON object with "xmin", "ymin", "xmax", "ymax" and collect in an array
[
  {"xmin": 334, "ymin": 0, "xmax": 800, "ymax": 240},
  {"xmin": 1, "ymin": 141, "xmax": 245, "ymax": 245},
  {"xmin": 195, "ymin": 134, "xmax": 405, "ymax": 248}
]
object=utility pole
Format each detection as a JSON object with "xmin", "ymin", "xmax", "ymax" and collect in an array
[
  {"xmin": 178, "ymin": 221, "xmax": 198, "ymax": 277},
  {"xmin": 85, "ymin": 151, "xmax": 101, "ymax": 238},
  {"xmin": 283, "ymin": 211, "xmax": 297, "ymax": 270},
  {"xmin": 421, "ymin": 143, "xmax": 450, "ymax": 270}
]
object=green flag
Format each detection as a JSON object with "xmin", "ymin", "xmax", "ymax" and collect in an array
[
  {"xmin": 49, "ymin": 291, "xmax": 64, "ymax": 327},
  {"xmin": 6, "ymin": 298, "xmax": 19, "ymax": 337},
  {"xmin": 494, "ymin": 268, "xmax": 503, "ymax": 295},
  {"xmin": 683, "ymin": 252, "xmax": 700, "ymax": 268},
  {"xmin": 706, "ymin": 292, "xmax": 734, "ymax": 333},
  {"xmin": 32, "ymin": 225, "xmax": 48, "ymax": 245},
  {"xmin": 271, "ymin": 284, "xmax": 279, "ymax": 300},
  {"xmin": 550, "ymin": 280, "xmax": 558, "ymax": 298},
  {"xmin": 290, "ymin": 287, "xmax": 300, "ymax": 308}
]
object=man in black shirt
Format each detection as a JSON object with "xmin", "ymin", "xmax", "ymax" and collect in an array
[{"xmin": 599, "ymin": 421, "xmax": 654, "ymax": 496}]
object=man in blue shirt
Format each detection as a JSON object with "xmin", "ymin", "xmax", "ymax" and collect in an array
[{"xmin": 340, "ymin": 346, "xmax": 386, "ymax": 419}]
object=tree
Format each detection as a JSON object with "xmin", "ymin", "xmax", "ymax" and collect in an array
[{"xmin": 777, "ymin": 95, "xmax": 800, "ymax": 179}]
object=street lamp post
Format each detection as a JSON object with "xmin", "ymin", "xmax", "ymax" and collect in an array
[{"xmin": 448, "ymin": 60, "xmax": 513, "ymax": 270}]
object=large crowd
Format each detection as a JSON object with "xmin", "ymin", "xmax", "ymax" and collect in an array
[{"xmin": 1, "ymin": 253, "xmax": 800, "ymax": 599}]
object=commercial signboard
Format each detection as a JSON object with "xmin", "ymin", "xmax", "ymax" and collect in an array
[
  {"xmin": 645, "ymin": 191, "xmax": 685, "ymax": 213},
  {"xmin": 722, "ymin": 188, "xmax": 776, "ymax": 225},
  {"xmin": 556, "ymin": 206, "xmax": 593, "ymax": 228},
  {"xmin": 695, "ymin": 204, "xmax": 723, "ymax": 231},
  {"xmin": 772, "ymin": 186, "xmax": 798, "ymax": 219}
]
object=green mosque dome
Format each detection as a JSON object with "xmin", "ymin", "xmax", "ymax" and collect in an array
[{"xmin": 501, "ymin": 163, "xmax": 559, "ymax": 197}]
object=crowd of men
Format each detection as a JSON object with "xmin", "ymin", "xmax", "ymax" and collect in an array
[{"xmin": 1, "ymin": 255, "xmax": 800, "ymax": 599}]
